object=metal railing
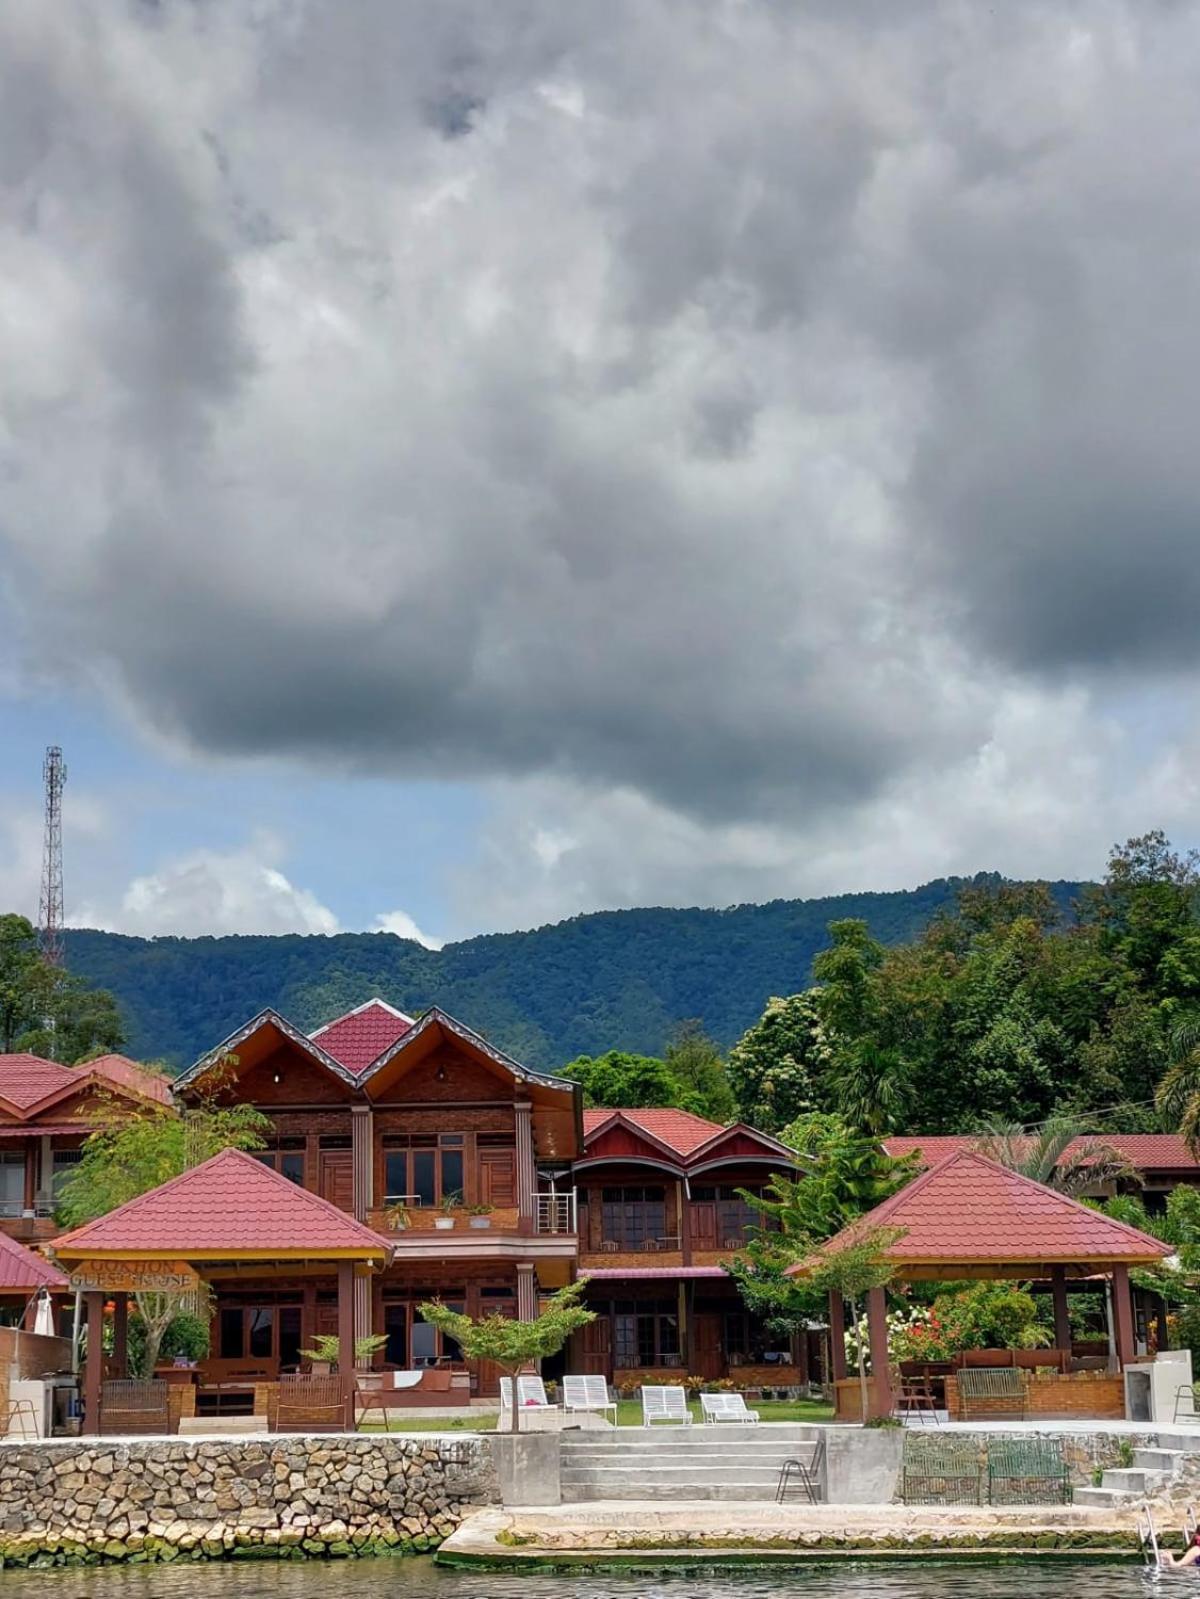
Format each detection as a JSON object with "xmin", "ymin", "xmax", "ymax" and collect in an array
[{"xmin": 535, "ymin": 1190, "xmax": 577, "ymax": 1235}]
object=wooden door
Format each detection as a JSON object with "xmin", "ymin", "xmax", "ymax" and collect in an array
[
  {"xmin": 693, "ymin": 1312, "xmax": 723, "ymax": 1381},
  {"xmin": 479, "ymin": 1149, "xmax": 515, "ymax": 1208},
  {"xmin": 690, "ymin": 1201, "xmax": 717, "ymax": 1252},
  {"xmin": 319, "ymin": 1150, "xmax": 354, "ymax": 1211},
  {"xmin": 473, "ymin": 1296, "xmax": 515, "ymax": 1394},
  {"xmin": 579, "ymin": 1312, "xmax": 612, "ymax": 1379}
]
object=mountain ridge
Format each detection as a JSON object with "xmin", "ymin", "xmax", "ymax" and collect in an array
[{"xmin": 60, "ymin": 872, "xmax": 1088, "ymax": 1073}]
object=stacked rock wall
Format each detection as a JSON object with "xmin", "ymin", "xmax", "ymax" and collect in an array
[{"xmin": 0, "ymin": 1434, "xmax": 495, "ymax": 1566}]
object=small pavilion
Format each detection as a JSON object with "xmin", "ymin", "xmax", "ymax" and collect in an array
[
  {"xmin": 789, "ymin": 1149, "xmax": 1171, "ymax": 1420},
  {"xmin": 0, "ymin": 1229, "xmax": 68, "ymax": 1330},
  {"xmin": 52, "ymin": 1148, "xmax": 393, "ymax": 1433}
]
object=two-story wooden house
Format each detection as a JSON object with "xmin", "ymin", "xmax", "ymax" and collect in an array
[
  {"xmin": 174, "ymin": 999, "xmax": 582, "ymax": 1391},
  {"xmin": 570, "ymin": 1107, "xmax": 811, "ymax": 1388}
]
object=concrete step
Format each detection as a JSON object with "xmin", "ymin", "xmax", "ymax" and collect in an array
[
  {"xmin": 1072, "ymin": 1486, "xmax": 1141, "ymax": 1507},
  {"xmin": 562, "ymin": 1479, "xmax": 783, "ymax": 1502},
  {"xmin": 1133, "ymin": 1447, "xmax": 1187, "ymax": 1473},
  {"xmin": 1098, "ymin": 1467, "xmax": 1167, "ymax": 1493}
]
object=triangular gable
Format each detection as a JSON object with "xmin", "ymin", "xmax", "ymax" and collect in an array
[
  {"xmin": 175, "ymin": 1008, "xmax": 360, "ymax": 1093},
  {"xmin": 686, "ymin": 1122, "xmax": 801, "ymax": 1171},
  {"xmin": 53, "ymin": 1147, "xmax": 391, "ymax": 1261},
  {"xmin": 20, "ymin": 1066, "xmax": 171, "ymax": 1123},
  {"xmin": 792, "ymin": 1149, "xmax": 1170, "ymax": 1273},
  {"xmin": 310, "ymin": 998, "xmax": 416, "ymax": 1076},
  {"xmin": 361, "ymin": 1007, "xmax": 574, "ymax": 1093},
  {"xmin": 578, "ymin": 1109, "xmax": 690, "ymax": 1170}
]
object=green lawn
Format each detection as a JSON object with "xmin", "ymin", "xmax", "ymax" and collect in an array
[{"xmin": 369, "ymin": 1396, "xmax": 834, "ymax": 1432}]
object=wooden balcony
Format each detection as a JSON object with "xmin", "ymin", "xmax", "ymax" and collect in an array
[
  {"xmin": 0, "ymin": 1213, "xmax": 61, "ymax": 1245},
  {"xmin": 368, "ymin": 1205, "xmax": 522, "ymax": 1238}
]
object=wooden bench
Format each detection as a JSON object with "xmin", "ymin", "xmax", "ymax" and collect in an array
[
  {"xmin": 956, "ymin": 1367, "xmax": 1028, "ymax": 1421},
  {"xmin": 99, "ymin": 1380, "xmax": 172, "ymax": 1436},
  {"xmin": 275, "ymin": 1374, "xmax": 346, "ymax": 1433}
]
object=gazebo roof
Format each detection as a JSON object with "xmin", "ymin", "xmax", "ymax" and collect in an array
[
  {"xmin": 789, "ymin": 1149, "xmax": 1170, "ymax": 1279},
  {"xmin": 52, "ymin": 1148, "xmax": 392, "ymax": 1264},
  {"xmin": 0, "ymin": 1231, "xmax": 67, "ymax": 1293}
]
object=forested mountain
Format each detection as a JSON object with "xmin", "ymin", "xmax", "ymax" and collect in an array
[{"xmin": 60, "ymin": 874, "xmax": 1085, "ymax": 1072}]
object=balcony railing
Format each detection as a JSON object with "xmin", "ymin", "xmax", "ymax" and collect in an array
[{"xmin": 535, "ymin": 1191, "xmax": 576, "ymax": 1235}]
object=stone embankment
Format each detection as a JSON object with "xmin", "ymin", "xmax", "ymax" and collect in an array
[{"xmin": 0, "ymin": 1434, "xmax": 494, "ymax": 1567}]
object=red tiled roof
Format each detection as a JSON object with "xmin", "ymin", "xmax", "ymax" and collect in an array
[
  {"xmin": 796, "ymin": 1150, "xmax": 1169, "ymax": 1270},
  {"xmin": 310, "ymin": 999, "xmax": 415, "ymax": 1076},
  {"xmin": 582, "ymin": 1266, "xmax": 728, "ymax": 1280},
  {"xmin": 0, "ymin": 1055, "xmax": 78, "ymax": 1110},
  {"xmin": 884, "ymin": 1133, "xmax": 1200, "ymax": 1172},
  {"xmin": 583, "ymin": 1107, "xmax": 726, "ymax": 1158},
  {"xmin": 53, "ymin": 1148, "xmax": 391, "ymax": 1260},
  {"xmin": 0, "ymin": 1232, "xmax": 67, "ymax": 1292},
  {"xmin": 86, "ymin": 1054, "xmax": 173, "ymax": 1107}
]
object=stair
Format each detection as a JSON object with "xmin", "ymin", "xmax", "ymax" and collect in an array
[
  {"xmin": 560, "ymin": 1425, "xmax": 821, "ymax": 1502},
  {"xmin": 1072, "ymin": 1445, "xmax": 1189, "ymax": 1507}
]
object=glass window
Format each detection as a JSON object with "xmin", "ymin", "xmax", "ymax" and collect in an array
[
  {"xmin": 384, "ymin": 1304, "xmax": 406, "ymax": 1366},
  {"xmin": 384, "ymin": 1151, "xmax": 408, "ymax": 1200},
  {"xmin": 219, "ymin": 1308, "xmax": 244, "ymax": 1359},
  {"xmin": 279, "ymin": 1308, "xmax": 302, "ymax": 1369},
  {"xmin": 0, "ymin": 1154, "xmax": 24, "ymax": 1208},
  {"xmin": 600, "ymin": 1185, "xmax": 666, "ymax": 1249},
  {"xmin": 51, "ymin": 1149, "xmax": 83, "ymax": 1195},
  {"xmin": 247, "ymin": 1308, "xmax": 274, "ymax": 1360},
  {"xmin": 279, "ymin": 1152, "xmax": 305, "ymax": 1185},
  {"xmin": 440, "ymin": 1148, "xmax": 464, "ymax": 1203},
  {"xmin": 411, "ymin": 1312, "xmax": 438, "ymax": 1367},
  {"xmin": 412, "ymin": 1150, "xmax": 436, "ymax": 1208}
]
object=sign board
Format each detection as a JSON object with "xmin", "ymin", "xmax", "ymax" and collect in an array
[{"xmin": 67, "ymin": 1259, "xmax": 200, "ymax": 1295}]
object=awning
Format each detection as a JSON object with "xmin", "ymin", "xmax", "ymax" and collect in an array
[
  {"xmin": 581, "ymin": 1266, "xmax": 728, "ymax": 1280},
  {"xmin": 0, "ymin": 1126, "xmax": 93, "ymax": 1139}
]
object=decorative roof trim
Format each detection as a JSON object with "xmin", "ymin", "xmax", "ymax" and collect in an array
[
  {"xmin": 176, "ymin": 1009, "xmax": 360, "ymax": 1091},
  {"xmin": 573, "ymin": 1153, "xmax": 688, "ymax": 1177},
  {"xmin": 361, "ymin": 1006, "xmax": 574, "ymax": 1093},
  {"xmin": 688, "ymin": 1152, "xmax": 801, "ymax": 1178}
]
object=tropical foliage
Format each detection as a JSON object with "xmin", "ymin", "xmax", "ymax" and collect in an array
[
  {"xmin": 887, "ymin": 1285, "xmax": 1048, "ymax": 1362},
  {"xmin": 0, "ymin": 913, "xmax": 124, "ymax": 1061}
]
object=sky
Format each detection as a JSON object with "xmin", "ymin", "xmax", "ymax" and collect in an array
[{"xmin": 3, "ymin": 0, "xmax": 1200, "ymax": 950}]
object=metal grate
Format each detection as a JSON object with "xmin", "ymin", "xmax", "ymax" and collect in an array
[{"xmin": 987, "ymin": 1437, "xmax": 1071, "ymax": 1505}]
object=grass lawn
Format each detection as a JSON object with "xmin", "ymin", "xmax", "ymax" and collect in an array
[{"xmin": 371, "ymin": 1396, "xmax": 834, "ymax": 1432}]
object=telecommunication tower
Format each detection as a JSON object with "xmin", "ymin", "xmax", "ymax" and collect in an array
[{"xmin": 38, "ymin": 746, "xmax": 67, "ymax": 967}]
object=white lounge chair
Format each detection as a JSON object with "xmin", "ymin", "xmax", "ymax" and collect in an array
[
  {"xmin": 701, "ymin": 1391, "xmax": 760, "ymax": 1424},
  {"xmin": 562, "ymin": 1374, "xmax": 617, "ymax": 1426},
  {"xmin": 517, "ymin": 1373, "xmax": 559, "ymax": 1409},
  {"xmin": 641, "ymin": 1385, "xmax": 691, "ymax": 1426}
]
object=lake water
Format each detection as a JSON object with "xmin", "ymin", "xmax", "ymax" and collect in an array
[{"xmin": 0, "ymin": 1560, "xmax": 1151, "ymax": 1598}]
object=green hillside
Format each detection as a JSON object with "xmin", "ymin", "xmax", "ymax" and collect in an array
[{"xmin": 61, "ymin": 874, "xmax": 1086, "ymax": 1073}]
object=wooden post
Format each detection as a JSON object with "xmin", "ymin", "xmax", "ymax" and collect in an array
[
  {"xmin": 84, "ymin": 1292, "xmax": 104, "ymax": 1435},
  {"xmin": 22, "ymin": 1145, "xmax": 36, "ymax": 1216},
  {"xmin": 829, "ymin": 1291, "xmax": 847, "ymax": 1382},
  {"xmin": 337, "ymin": 1261, "xmax": 355, "ymax": 1430},
  {"xmin": 1156, "ymin": 1294, "xmax": 1171, "ymax": 1354},
  {"xmin": 113, "ymin": 1294, "xmax": 129, "ymax": 1377},
  {"xmin": 1112, "ymin": 1264, "xmax": 1136, "ymax": 1369},
  {"xmin": 866, "ymin": 1285, "xmax": 892, "ymax": 1420},
  {"xmin": 516, "ymin": 1262, "xmax": 538, "ymax": 1322},
  {"xmin": 515, "ymin": 1102, "xmax": 535, "ymax": 1231},
  {"xmin": 1051, "ymin": 1266, "xmax": 1072, "ymax": 1354}
]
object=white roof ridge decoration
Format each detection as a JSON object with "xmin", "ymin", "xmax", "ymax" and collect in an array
[
  {"xmin": 309, "ymin": 996, "xmax": 415, "ymax": 1039},
  {"xmin": 177, "ymin": 1007, "xmax": 361, "ymax": 1090},
  {"xmin": 360, "ymin": 1005, "xmax": 575, "ymax": 1090}
]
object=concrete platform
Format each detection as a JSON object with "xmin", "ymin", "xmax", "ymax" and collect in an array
[{"xmin": 439, "ymin": 1500, "xmax": 1144, "ymax": 1568}]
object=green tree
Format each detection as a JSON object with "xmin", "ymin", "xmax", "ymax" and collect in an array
[
  {"xmin": 973, "ymin": 1114, "xmax": 1137, "ymax": 1198},
  {"xmin": 419, "ymin": 1283, "xmax": 595, "ymax": 1432},
  {"xmin": 20, "ymin": 977, "xmax": 125, "ymax": 1064},
  {"xmin": 777, "ymin": 1113, "xmax": 919, "ymax": 1236},
  {"xmin": 559, "ymin": 1050, "xmax": 690, "ymax": 1110},
  {"xmin": 0, "ymin": 912, "xmax": 126, "ymax": 1063},
  {"xmin": 727, "ymin": 992, "xmax": 828, "ymax": 1132},
  {"xmin": 664, "ymin": 1020, "xmax": 735, "ymax": 1121},
  {"xmin": 56, "ymin": 1080, "xmax": 269, "ymax": 1227},
  {"xmin": 807, "ymin": 1227, "xmax": 904, "ymax": 1423},
  {"xmin": 0, "ymin": 915, "xmax": 57, "ymax": 1053}
]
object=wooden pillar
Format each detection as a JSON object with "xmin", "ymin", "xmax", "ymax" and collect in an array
[
  {"xmin": 515, "ymin": 1102, "xmax": 535, "ymax": 1231},
  {"xmin": 301, "ymin": 1280, "xmax": 317, "ymax": 1359},
  {"xmin": 1051, "ymin": 1266, "xmax": 1072, "ymax": 1353},
  {"xmin": 337, "ymin": 1261, "xmax": 355, "ymax": 1429},
  {"xmin": 351, "ymin": 1106, "xmax": 373, "ymax": 1222},
  {"xmin": 83, "ymin": 1292, "xmax": 104, "ymax": 1435},
  {"xmin": 1112, "ymin": 1264, "xmax": 1136, "ymax": 1369},
  {"xmin": 1156, "ymin": 1294, "xmax": 1171, "ymax": 1354},
  {"xmin": 22, "ymin": 1145, "xmax": 36, "ymax": 1215},
  {"xmin": 866, "ymin": 1285, "xmax": 892, "ymax": 1420},
  {"xmin": 113, "ymin": 1294, "xmax": 129, "ymax": 1377},
  {"xmin": 516, "ymin": 1262, "xmax": 538, "ymax": 1322},
  {"xmin": 677, "ymin": 1279, "xmax": 690, "ymax": 1374},
  {"xmin": 679, "ymin": 1178, "xmax": 692, "ymax": 1266},
  {"xmin": 829, "ymin": 1291, "xmax": 847, "ymax": 1382}
]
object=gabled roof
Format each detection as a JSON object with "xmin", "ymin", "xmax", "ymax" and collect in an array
[
  {"xmin": 85, "ymin": 1054, "xmax": 173, "ymax": 1108},
  {"xmin": 883, "ymin": 1133, "xmax": 1200, "ymax": 1174},
  {"xmin": 791, "ymin": 1149, "xmax": 1170, "ymax": 1275},
  {"xmin": 175, "ymin": 1008, "xmax": 361, "ymax": 1091},
  {"xmin": 52, "ymin": 1148, "xmax": 391, "ymax": 1262},
  {"xmin": 583, "ymin": 1107, "xmax": 725, "ymax": 1159},
  {"xmin": 310, "ymin": 998, "xmax": 415, "ymax": 1076},
  {"xmin": 362, "ymin": 1007, "xmax": 575, "ymax": 1092},
  {"xmin": 0, "ymin": 1054, "xmax": 79, "ymax": 1111},
  {"xmin": 0, "ymin": 1231, "xmax": 68, "ymax": 1292},
  {"xmin": 0, "ymin": 1052, "xmax": 170, "ymax": 1121}
]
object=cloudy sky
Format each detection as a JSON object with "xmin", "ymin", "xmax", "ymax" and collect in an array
[{"xmin": 2, "ymin": 0, "xmax": 1199, "ymax": 948}]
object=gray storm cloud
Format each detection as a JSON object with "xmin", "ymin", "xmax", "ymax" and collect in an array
[{"xmin": 2, "ymin": 0, "xmax": 1200, "ymax": 840}]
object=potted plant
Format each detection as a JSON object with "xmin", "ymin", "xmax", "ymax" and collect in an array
[
  {"xmin": 300, "ymin": 1333, "xmax": 388, "ymax": 1372},
  {"xmin": 434, "ymin": 1190, "xmax": 463, "ymax": 1230},
  {"xmin": 383, "ymin": 1200, "xmax": 411, "ymax": 1232},
  {"xmin": 468, "ymin": 1203, "xmax": 494, "ymax": 1230}
]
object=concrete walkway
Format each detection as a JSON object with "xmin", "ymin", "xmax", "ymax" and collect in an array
[{"xmin": 438, "ymin": 1500, "xmax": 1145, "ymax": 1567}]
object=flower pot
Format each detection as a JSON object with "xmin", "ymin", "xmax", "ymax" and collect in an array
[
  {"xmin": 469, "ymin": 1217, "xmax": 492, "ymax": 1229},
  {"xmin": 434, "ymin": 1217, "xmax": 456, "ymax": 1230}
]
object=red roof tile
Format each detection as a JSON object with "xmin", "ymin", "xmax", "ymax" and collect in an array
[
  {"xmin": 310, "ymin": 999, "xmax": 415, "ymax": 1076},
  {"xmin": 798, "ymin": 1150, "xmax": 1170, "ymax": 1269},
  {"xmin": 583, "ymin": 1107, "xmax": 726, "ymax": 1158},
  {"xmin": 53, "ymin": 1148, "xmax": 390, "ymax": 1259},
  {"xmin": 0, "ymin": 1232, "xmax": 67, "ymax": 1292},
  {"xmin": 884, "ymin": 1133, "xmax": 1200, "ymax": 1173},
  {"xmin": 0, "ymin": 1054, "xmax": 78, "ymax": 1110},
  {"xmin": 85, "ymin": 1055, "xmax": 173, "ymax": 1107}
]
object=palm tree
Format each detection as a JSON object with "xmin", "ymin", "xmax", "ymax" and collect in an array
[
  {"xmin": 1156, "ymin": 1014, "xmax": 1200, "ymax": 1153},
  {"xmin": 973, "ymin": 1115, "xmax": 1137, "ymax": 1198}
]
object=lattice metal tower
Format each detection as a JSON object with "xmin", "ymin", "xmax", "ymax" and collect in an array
[{"xmin": 38, "ymin": 745, "xmax": 67, "ymax": 967}]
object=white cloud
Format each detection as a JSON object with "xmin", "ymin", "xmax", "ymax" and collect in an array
[
  {"xmin": 78, "ymin": 834, "xmax": 340, "ymax": 938},
  {"xmin": 373, "ymin": 908, "xmax": 444, "ymax": 950}
]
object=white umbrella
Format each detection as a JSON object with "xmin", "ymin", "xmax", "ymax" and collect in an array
[{"xmin": 33, "ymin": 1291, "xmax": 54, "ymax": 1338}]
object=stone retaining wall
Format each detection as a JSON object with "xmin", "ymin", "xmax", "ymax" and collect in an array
[{"xmin": 0, "ymin": 1434, "xmax": 495, "ymax": 1567}]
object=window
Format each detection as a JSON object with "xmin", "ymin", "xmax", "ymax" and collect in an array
[
  {"xmin": 253, "ymin": 1141, "xmax": 306, "ymax": 1186},
  {"xmin": 219, "ymin": 1307, "xmax": 244, "ymax": 1360},
  {"xmin": 51, "ymin": 1148, "xmax": 83, "ymax": 1196},
  {"xmin": 600, "ymin": 1185, "xmax": 666, "ymax": 1249},
  {"xmin": 611, "ymin": 1299, "xmax": 680, "ymax": 1369},
  {"xmin": 247, "ymin": 1308, "xmax": 274, "ymax": 1360},
  {"xmin": 724, "ymin": 1310, "xmax": 792, "ymax": 1365},
  {"xmin": 279, "ymin": 1308, "xmax": 302, "ymax": 1369},
  {"xmin": 383, "ymin": 1136, "xmax": 467, "ymax": 1205},
  {"xmin": 411, "ymin": 1311, "xmax": 438, "ymax": 1367},
  {"xmin": 0, "ymin": 1153, "xmax": 23, "ymax": 1214},
  {"xmin": 383, "ymin": 1303, "xmax": 406, "ymax": 1367}
]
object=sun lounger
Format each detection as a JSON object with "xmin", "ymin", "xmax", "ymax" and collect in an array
[
  {"xmin": 641, "ymin": 1385, "xmax": 691, "ymax": 1425},
  {"xmin": 700, "ymin": 1391, "xmax": 760, "ymax": 1423},
  {"xmin": 562, "ymin": 1374, "xmax": 617, "ymax": 1425}
]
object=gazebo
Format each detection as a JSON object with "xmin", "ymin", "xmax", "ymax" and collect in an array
[
  {"xmin": 789, "ymin": 1149, "xmax": 1171, "ymax": 1420},
  {"xmin": 52, "ymin": 1148, "xmax": 393, "ymax": 1433},
  {"xmin": 0, "ymin": 1230, "xmax": 68, "ymax": 1330}
]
